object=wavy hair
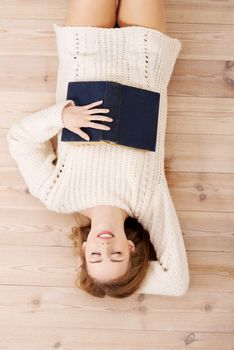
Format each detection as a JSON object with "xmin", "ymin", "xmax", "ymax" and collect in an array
[{"xmin": 68, "ymin": 214, "xmax": 157, "ymax": 298}]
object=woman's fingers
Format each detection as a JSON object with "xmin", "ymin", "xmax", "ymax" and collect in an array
[
  {"xmin": 85, "ymin": 122, "xmax": 110, "ymax": 130},
  {"xmin": 87, "ymin": 115, "xmax": 113, "ymax": 122},
  {"xmin": 68, "ymin": 127, "xmax": 90, "ymax": 141},
  {"xmin": 83, "ymin": 100, "xmax": 103, "ymax": 109},
  {"xmin": 63, "ymin": 99, "xmax": 113, "ymax": 141},
  {"xmin": 85, "ymin": 108, "xmax": 110, "ymax": 115}
]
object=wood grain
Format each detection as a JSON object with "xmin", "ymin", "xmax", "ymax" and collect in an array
[{"xmin": 1, "ymin": 0, "xmax": 234, "ymax": 349}]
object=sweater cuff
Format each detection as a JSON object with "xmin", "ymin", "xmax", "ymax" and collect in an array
[{"xmin": 52, "ymin": 99, "xmax": 75, "ymax": 129}]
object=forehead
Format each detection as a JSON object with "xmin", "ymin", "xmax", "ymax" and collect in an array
[{"xmin": 87, "ymin": 260, "xmax": 130, "ymax": 280}]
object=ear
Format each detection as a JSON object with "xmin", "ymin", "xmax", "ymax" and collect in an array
[{"xmin": 128, "ymin": 240, "xmax": 135, "ymax": 252}]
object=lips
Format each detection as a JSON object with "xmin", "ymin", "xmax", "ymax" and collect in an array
[{"xmin": 97, "ymin": 231, "xmax": 115, "ymax": 238}]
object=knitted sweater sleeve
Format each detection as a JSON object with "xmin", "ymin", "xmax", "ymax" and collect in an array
[
  {"xmin": 7, "ymin": 99, "xmax": 75, "ymax": 197},
  {"xmin": 137, "ymin": 181, "xmax": 190, "ymax": 297},
  {"xmin": 135, "ymin": 35, "xmax": 189, "ymax": 296}
]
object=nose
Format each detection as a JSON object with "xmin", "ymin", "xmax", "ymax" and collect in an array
[{"xmin": 100, "ymin": 242, "xmax": 112, "ymax": 253}]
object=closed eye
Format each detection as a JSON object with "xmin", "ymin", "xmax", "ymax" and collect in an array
[
  {"xmin": 89, "ymin": 252, "xmax": 124, "ymax": 263},
  {"xmin": 91, "ymin": 252, "xmax": 121, "ymax": 255}
]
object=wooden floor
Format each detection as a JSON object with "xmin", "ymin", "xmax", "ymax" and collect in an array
[{"xmin": 1, "ymin": 0, "xmax": 234, "ymax": 349}]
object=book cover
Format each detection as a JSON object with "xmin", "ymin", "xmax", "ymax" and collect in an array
[{"xmin": 61, "ymin": 80, "xmax": 160, "ymax": 152}]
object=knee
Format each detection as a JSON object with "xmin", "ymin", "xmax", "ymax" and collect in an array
[
  {"xmin": 117, "ymin": 16, "xmax": 131, "ymax": 28},
  {"xmin": 97, "ymin": 17, "xmax": 116, "ymax": 28},
  {"xmin": 102, "ymin": 20, "xmax": 116, "ymax": 28},
  {"xmin": 117, "ymin": 15, "xmax": 140, "ymax": 28}
]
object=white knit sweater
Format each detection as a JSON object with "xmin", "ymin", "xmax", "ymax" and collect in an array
[{"xmin": 7, "ymin": 23, "xmax": 190, "ymax": 296}]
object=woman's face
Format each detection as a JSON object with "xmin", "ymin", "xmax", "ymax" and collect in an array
[{"xmin": 82, "ymin": 227, "xmax": 135, "ymax": 282}]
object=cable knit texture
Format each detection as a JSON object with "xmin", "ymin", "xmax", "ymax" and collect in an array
[{"xmin": 7, "ymin": 23, "xmax": 189, "ymax": 296}]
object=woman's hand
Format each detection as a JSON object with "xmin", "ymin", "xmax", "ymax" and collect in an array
[{"xmin": 61, "ymin": 100, "xmax": 113, "ymax": 141}]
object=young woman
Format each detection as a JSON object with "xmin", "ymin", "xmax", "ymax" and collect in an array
[{"xmin": 7, "ymin": 0, "xmax": 190, "ymax": 298}]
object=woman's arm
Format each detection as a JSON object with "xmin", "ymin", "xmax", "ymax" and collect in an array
[
  {"xmin": 137, "ymin": 181, "xmax": 190, "ymax": 296},
  {"xmin": 137, "ymin": 32, "xmax": 186, "ymax": 296},
  {"xmin": 7, "ymin": 99, "xmax": 75, "ymax": 198}
]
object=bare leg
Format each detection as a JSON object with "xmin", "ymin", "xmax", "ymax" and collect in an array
[
  {"xmin": 116, "ymin": 0, "xmax": 166, "ymax": 33},
  {"xmin": 64, "ymin": 0, "xmax": 117, "ymax": 28}
]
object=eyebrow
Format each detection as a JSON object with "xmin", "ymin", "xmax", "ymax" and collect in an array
[{"xmin": 88, "ymin": 259, "xmax": 125, "ymax": 264}]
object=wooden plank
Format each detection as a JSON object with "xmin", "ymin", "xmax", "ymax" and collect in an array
[
  {"xmin": 169, "ymin": 96, "xmax": 234, "ymax": 114},
  {"xmin": 166, "ymin": 0, "xmax": 234, "ymax": 25},
  {"xmin": 167, "ymin": 110, "xmax": 234, "ymax": 137},
  {"xmin": 0, "ymin": 182, "xmax": 44, "ymax": 208},
  {"xmin": 1, "ymin": 19, "xmax": 234, "ymax": 59},
  {"xmin": 0, "ymin": 327, "xmax": 233, "ymax": 350},
  {"xmin": 2, "ymin": 129, "xmax": 234, "ymax": 173},
  {"xmin": 178, "ymin": 210, "xmax": 234, "ymax": 253},
  {"xmin": 2, "ymin": 93, "xmax": 234, "ymax": 135},
  {"xmin": 0, "ymin": 1, "xmax": 234, "ymax": 348},
  {"xmin": 1, "ymin": 57, "xmax": 234, "ymax": 98},
  {"xmin": 166, "ymin": 171, "xmax": 234, "ymax": 212},
  {"xmin": 167, "ymin": 96, "xmax": 234, "ymax": 137},
  {"xmin": 0, "ymin": 207, "xmax": 75, "ymax": 246},
  {"xmin": 1, "ymin": 285, "xmax": 233, "ymax": 314},
  {"xmin": 0, "ymin": 207, "xmax": 233, "ymax": 253},
  {"xmin": 169, "ymin": 60, "xmax": 234, "ymax": 98},
  {"xmin": 0, "ymin": 1, "xmax": 66, "ymax": 20},
  {"xmin": 167, "ymin": 23, "xmax": 234, "ymax": 59},
  {"xmin": 0, "ymin": 284, "xmax": 233, "ymax": 333},
  {"xmin": 0, "ymin": 23, "xmax": 58, "ymax": 56},
  {"xmin": 0, "ymin": 244, "xmax": 77, "ymax": 286},
  {"xmin": 0, "ymin": 245, "xmax": 233, "ymax": 294},
  {"xmin": 1, "ymin": 0, "xmax": 234, "ymax": 25},
  {"xmin": 1, "ymin": 170, "xmax": 234, "ymax": 212},
  {"xmin": 0, "ymin": 56, "xmax": 57, "ymax": 91},
  {"xmin": 164, "ymin": 133, "xmax": 234, "ymax": 173},
  {"xmin": 0, "ymin": 91, "xmax": 56, "ymax": 128},
  {"xmin": 168, "ymin": 23, "xmax": 234, "ymax": 60}
]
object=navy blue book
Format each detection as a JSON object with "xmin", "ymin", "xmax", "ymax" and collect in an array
[{"xmin": 61, "ymin": 80, "xmax": 160, "ymax": 152}]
